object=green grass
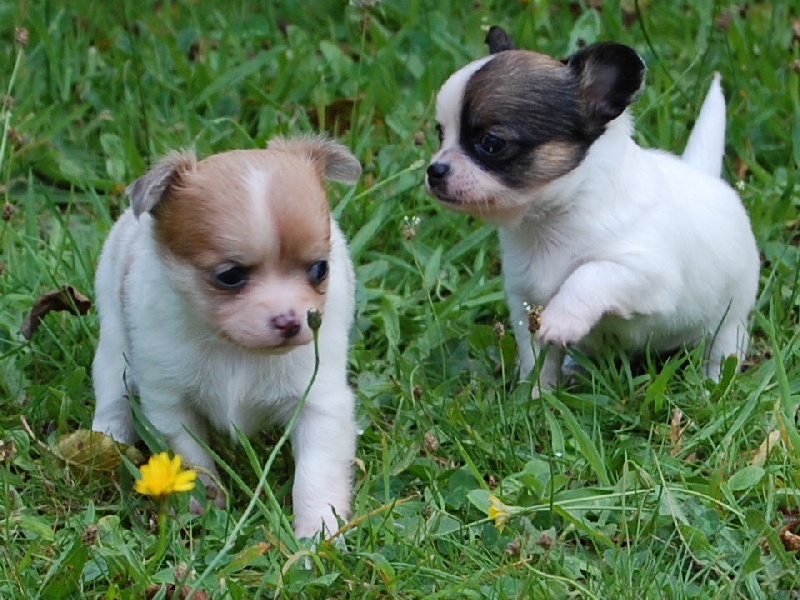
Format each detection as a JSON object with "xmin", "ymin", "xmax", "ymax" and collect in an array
[{"xmin": 1, "ymin": 0, "xmax": 799, "ymax": 597}]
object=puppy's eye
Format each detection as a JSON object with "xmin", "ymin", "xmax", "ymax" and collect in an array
[
  {"xmin": 309, "ymin": 260, "xmax": 329, "ymax": 285},
  {"xmin": 435, "ymin": 123, "xmax": 444, "ymax": 142},
  {"xmin": 212, "ymin": 265, "xmax": 249, "ymax": 291},
  {"xmin": 476, "ymin": 133, "xmax": 506, "ymax": 157}
]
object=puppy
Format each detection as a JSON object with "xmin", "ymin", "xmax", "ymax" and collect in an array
[
  {"xmin": 426, "ymin": 27, "xmax": 759, "ymax": 394},
  {"xmin": 91, "ymin": 136, "xmax": 361, "ymax": 538}
]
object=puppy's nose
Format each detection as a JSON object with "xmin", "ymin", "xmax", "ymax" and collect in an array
[
  {"xmin": 272, "ymin": 311, "xmax": 301, "ymax": 339},
  {"xmin": 426, "ymin": 162, "xmax": 450, "ymax": 182}
]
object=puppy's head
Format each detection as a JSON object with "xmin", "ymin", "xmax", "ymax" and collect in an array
[
  {"xmin": 426, "ymin": 27, "xmax": 645, "ymax": 222},
  {"xmin": 127, "ymin": 136, "xmax": 360, "ymax": 351}
]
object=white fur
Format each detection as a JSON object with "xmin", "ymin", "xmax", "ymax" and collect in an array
[
  {"xmin": 682, "ymin": 73, "xmax": 726, "ymax": 177},
  {"xmin": 92, "ymin": 206, "xmax": 356, "ymax": 539},
  {"xmin": 431, "ymin": 68, "xmax": 759, "ymax": 393}
]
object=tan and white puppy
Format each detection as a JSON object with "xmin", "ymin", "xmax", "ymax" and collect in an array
[
  {"xmin": 426, "ymin": 27, "xmax": 759, "ymax": 394},
  {"xmin": 92, "ymin": 136, "xmax": 361, "ymax": 538}
]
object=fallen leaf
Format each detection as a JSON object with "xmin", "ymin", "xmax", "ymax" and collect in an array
[
  {"xmin": 145, "ymin": 585, "xmax": 210, "ymax": 600},
  {"xmin": 669, "ymin": 408, "xmax": 691, "ymax": 457},
  {"xmin": 780, "ymin": 517, "xmax": 800, "ymax": 553},
  {"xmin": 735, "ymin": 157, "xmax": 750, "ymax": 181},
  {"xmin": 752, "ymin": 429, "xmax": 782, "ymax": 466},
  {"xmin": 51, "ymin": 430, "xmax": 144, "ymax": 477},
  {"xmin": 21, "ymin": 285, "xmax": 91, "ymax": 340},
  {"xmin": 715, "ymin": 4, "xmax": 749, "ymax": 31},
  {"xmin": 307, "ymin": 96, "xmax": 364, "ymax": 136}
]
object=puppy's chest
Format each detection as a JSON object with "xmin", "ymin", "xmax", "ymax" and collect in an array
[
  {"xmin": 499, "ymin": 235, "xmax": 579, "ymax": 305},
  {"xmin": 188, "ymin": 350, "xmax": 307, "ymax": 436}
]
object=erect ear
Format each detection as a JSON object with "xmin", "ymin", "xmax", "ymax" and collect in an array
[
  {"xmin": 127, "ymin": 150, "xmax": 197, "ymax": 218},
  {"xmin": 566, "ymin": 42, "xmax": 646, "ymax": 125},
  {"xmin": 268, "ymin": 135, "xmax": 361, "ymax": 184},
  {"xmin": 485, "ymin": 26, "xmax": 516, "ymax": 54}
]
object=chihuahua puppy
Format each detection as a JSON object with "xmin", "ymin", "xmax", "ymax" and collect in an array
[
  {"xmin": 92, "ymin": 136, "xmax": 361, "ymax": 538},
  {"xmin": 426, "ymin": 27, "xmax": 759, "ymax": 394}
]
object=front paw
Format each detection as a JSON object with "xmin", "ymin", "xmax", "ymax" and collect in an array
[
  {"xmin": 294, "ymin": 512, "xmax": 343, "ymax": 540},
  {"xmin": 537, "ymin": 304, "xmax": 592, "ymax": 347},
  {"xmin": 189, "ymin": 473, "xmax": 227, "ymax": 514}
]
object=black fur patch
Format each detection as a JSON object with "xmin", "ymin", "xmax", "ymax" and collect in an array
[
  {"xmin": 485, "ymin": 26, "xmax": 516, "ymax": 54},
  {"xmin": 567, "ymin": 42, "xmax": 645, "ymax": 131},
  {"xmin": 459, "ymin": 52, "xmax": 592, "ymax": 189}
]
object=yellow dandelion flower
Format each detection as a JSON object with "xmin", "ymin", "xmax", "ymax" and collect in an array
[
  {"xmin": 135, "ymin": 452, "xmax": 197, "ymax": 498},
  {"xmin": 488, "ymin": 494, "xmax": 511, "ymax": 531}
]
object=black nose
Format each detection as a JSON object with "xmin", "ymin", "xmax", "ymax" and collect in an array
[
  {"xmin": 272, "ymin": 311, "xmax": 301, "ymax": 339},
  {"xmin": 426, "ymin": 162, "xmax": 450, "ymax": 182}
]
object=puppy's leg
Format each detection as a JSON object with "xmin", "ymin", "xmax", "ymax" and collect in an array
[
  {"xmin": 532, "ymin": 341, "xmax": 564, "ymax": 399},
  {"xmin": 704, "ymin": 318, "xmax": 748, "ymax": 381},
  {"xmin": 290, "ymin": 387, "xmax": 356, "ymax": 538},
  {"xmin": 538, "ymin": 261, "xmax": 643, "ymax": 347},
  {"xmin": 139, "ymin": 391, "xmax": 225, "ymax": 507},
  {"xmin": 509, "ymin": 299, "xmax": 562, "ymax": 397},
  {"xmin": 92, "ymin": 331, "xmax": 136, "ymax": 445},
  {"xmin": 509, "ymin": 299, "xmax": 536, "ymax": 379}
]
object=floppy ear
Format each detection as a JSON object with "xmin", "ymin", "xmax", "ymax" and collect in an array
[
  {"xmin": 485, "ymin": 26, "xmax": 516, "ymax": 54},
  {"xmin": 268, "ymin": 135, "xmax": 361, "ymax": 184},
  {"xmin": 566, "ymin": 42, "xmax": 646, "ymax": 126},
  {"xmin": 127, "ymin": 151, "xmax": 197, "ymax": 218}
]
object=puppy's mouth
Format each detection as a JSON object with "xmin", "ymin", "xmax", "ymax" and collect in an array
[
  {"xmin": 425, "ymin": 177, "xmax": 470, "ymax": 208},
  {"xmin": 218, "ymin": 330, "xmax": 313, "ymax": 354},
  {"xmin": 427, "ymin": 186, "xmax": 530, "ymax": 226},
  {"xmin": 426, "ymin": 183, "xmax": 498, "ymax": 213},
  {"xmin": 425, "ymin": 163, "xmax": 498, "ymax": 210}
]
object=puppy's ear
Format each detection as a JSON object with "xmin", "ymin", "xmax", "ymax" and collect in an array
[
  {"xmin": 127, "ymin": 151, "xmax": 197, "ymax": 218},
  {"xmin": 269, "ymin": 135, "xmax": 361, "ymax": 184},
  {"xmin": 566, "ymin": 42, "xmax": 646, "ymax": 125},
  {"xmin": 485, "ymin": 26, "xmax": 516, "ymax": 54}
]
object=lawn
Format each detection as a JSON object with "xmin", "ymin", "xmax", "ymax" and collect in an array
[{"xmin": 1, "ymin": 0, "xmax": 799, "ymax": 597}]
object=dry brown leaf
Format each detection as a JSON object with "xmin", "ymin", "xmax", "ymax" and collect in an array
[
  {"xmin": 669, "ymin": 408, "xmax": 691, "ymax": 457},
  {"xmin": 21, "ymin": 284, "xmax": 91, "ymax": 340},
  {"xmin": 734, "ymin": 157, "xmax": 750, "ymax": 182},
  {"xmin": 716, "ymin": 5, "xmax": 749, "ymax": 31},
  {"xmin": 780, "ymin": 518, "xmax": 800, "ymax": 552},
  {"xmin": 51, "ymin": 429, "xmax": 144, "ymax": 477},
  {"xmin": 751, "ymin": 429, "xmax": 782, "ymax": 466},
  {"xmin": 145, "ymin": 585, "xmax": 210, "ymax": 600},
  {"xmin": 307, "ymin": 96, "xmax": 362, "ymax": 136}
]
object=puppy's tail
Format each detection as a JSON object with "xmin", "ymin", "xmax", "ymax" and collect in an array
[{"xmin": 681, "ymin": 73, "xmax": 726, "ymax": 178}]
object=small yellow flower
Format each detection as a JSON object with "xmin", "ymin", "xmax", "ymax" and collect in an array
[
  {"xmin": 135, "ymin": 452, "xmax": 197, "ymax": 498},
  {"xmin": 488, "ymin": 494, "xmax": 511, "ymax": 531}
]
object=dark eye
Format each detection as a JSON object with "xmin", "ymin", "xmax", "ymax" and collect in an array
[
  {"xmin": 476, "ymin": 133, "xmax": 506, "ymax": 157},
  {"xmin": 435, "ymin": 123, "xmax": 444, "ymax": 142},
  {"xmin": 212, "ymin": 265, "xmax": 249, "ymax": 291},
  {"xmin": 309, "ymin": 260, "xmax": 329, "ymax": 285}
]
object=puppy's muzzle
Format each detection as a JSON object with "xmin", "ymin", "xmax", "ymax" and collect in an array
[
  {"xmin": 272, "ymin": 311, "xmax": 301, "ymax": 339},
  {"xmin": 426, "ymin": 162, "xmax": 450, "ymax": 189}
]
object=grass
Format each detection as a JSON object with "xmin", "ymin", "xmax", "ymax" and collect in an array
[{"xmin": 1, "ymin": 0, "xmax": 799, "ymax": 597}]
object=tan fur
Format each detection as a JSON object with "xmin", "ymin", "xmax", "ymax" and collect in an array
[
  {"xmin": 93, "ymin": 137, "xmax": 361, "ymax": 537},
  {"xmin": 153, "ymin": 150, "xmax": 331, "ymax": 273},
  {"xmin": 150, "ymin": 149, "xmax": 334, "ymax": 349},
  {"xmin": 531, "ymin": 140, "xmax": 584, "ymax": 183}
]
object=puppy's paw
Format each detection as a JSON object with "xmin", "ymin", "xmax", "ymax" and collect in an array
[
  {"xmin": 194, "ymin": 473, "xmax": 226, "ymax": 511},
  {"xmin": 537, "ymin": 304, "xmax": 592, "ymax": 347},
  {"xmin": 528, "ymin": 359, "xmax": 560, "ymax": 399}
]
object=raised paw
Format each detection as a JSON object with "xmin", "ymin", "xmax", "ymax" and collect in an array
[{"xmin": 536, "ymin": 303, "xmax": 593, "ymax": 347}]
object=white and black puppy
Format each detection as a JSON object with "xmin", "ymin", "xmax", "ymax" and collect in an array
[
  {"xmin": 426, "ymin": 27, "xmax": 759, "ymax": 394},
  {"xmin": 91, "ymin": 136, "xmax": 361, "ymax": 538}
]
